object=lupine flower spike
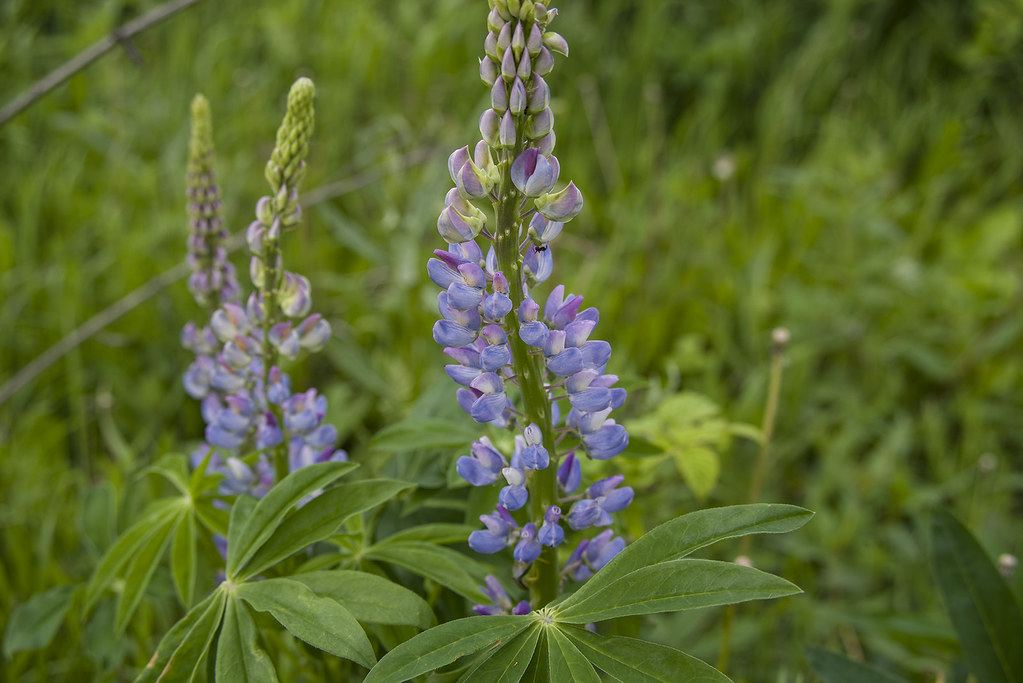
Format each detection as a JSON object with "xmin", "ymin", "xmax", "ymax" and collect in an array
[
  {"xmin": 182, "ymin": 79, "xmax": 344, "ymax": 511},
  {"xmin": 428, "ymin": 0, "xmax": 630, "ymax": 615}
]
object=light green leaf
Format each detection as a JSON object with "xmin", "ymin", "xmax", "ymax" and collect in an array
[
  {"xmin": 365, "ymin": 540, "xmax": 488, "ymax": 602},
  {"xmin": 195, "ymin": 498, "xmax": 230, "ymax": 536},
  {"xmin": 2, "ymin": 584, "xmax": 78, "ymax": 657},
  {"xmin": 370, "ymin": 417, "xmax": 478, "ymax": 452},
  {"xmin": 236, "ymin": 577, "xmax": 375, "ymax": 669},
  {"xmin": 544, "ymin": 627, "xmax": 600, "ymax": 683},
  {"xmin": 564, "ymin": 627, "xmax": 731, "ymax": 682},
  {"xmin": 171, "ymin": 509, "xmax": 196, "ymax": 608},
  {"xmin": 226, "ymin": 494, "xmax": 256, "ymax": 565},
  {"xmin": 363, "ymin": 616, "xmax": 532, "ymax": 683},
  {"xmin": 460, "ymin": 622, "xmax": 541, "ymax": 682},
  {"xmin": 239, "ymin": 478, "xmax": 414, "ymax": 580},
  {"xmin": 143, "ymin": 588, "xmax": 226, "ymax": 683},
  {"xmin": 804, "ymin": 646, "xmax": 910, "ymax": 683},
  {"xmin": 84, "ymin": 497, "xmax": 183, "ymax": 613},
  {"xmin": 558, "ymin": 504, "xmax": 812, "ymax": 610},
  {"xmin": 115, "ymin": 509, "xmax": 181, "ymax": 633},
  {"xmin": 379, "ymin": 523, "xmax": 479, "ymax": 545},
  {"xmin": 931, "ymin": 509, "xmax": 1023, "ymax": 683},
  {"xmin": 556, "ymin": 559, "xmax": 801, "ymax": 623},
  {"xmin": 135, "ymin": 591, "xmax": 217, "ymax": 683},
  {"xmin": 215, "ymin": 597, "xmax": 279, "ymax": 683},
  {"xmin": 672, "ymin": 445, "xmax": 719, "ymax": 500},
  {"xmin": 289, "ymin": 570, "xmax": 434, "ymax": 628},
  {"xmin": 226, "ymin": 461, "xmax": 358, "ymax": 577},
  {"xmin": 145, "ymin": 453, "xmax": 190, "ymax": 496}
]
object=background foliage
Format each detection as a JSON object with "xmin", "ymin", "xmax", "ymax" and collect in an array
[{"xmin": 2, "ymin": 0, "xmax": 1022, "ymax": 680}]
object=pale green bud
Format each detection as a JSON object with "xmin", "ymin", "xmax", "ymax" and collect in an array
[{"xmin": 266, "ymin": 77, "xmax": 316, "ymax": 194}]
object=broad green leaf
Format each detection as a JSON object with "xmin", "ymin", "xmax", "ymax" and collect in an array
[
  {"xmin": 805, "ymin": 646, "xmax": 910, "ymax": 683},
  {"xmin": 195, "ymin": 498, "xmax": 230, "ymax": 536},
  {"xmin": 289, "ymin": 570, "xmax": 434, "ymax": 628},
  {"xmin": 236, "ymin": 577, "xmax": 375, "ymax": 669},
  {"xmin": 135, "ymin": 592, "xmax": 217, "ymax": 683},
  {"xmin": 545, "ymin": 627, "xmax": 600, "ymax": 683},
  {"xmin": 380, "ymin": 523, "xmax": 479, "ymax": 545},
  {"xmin": 556, "ymin": 559, "xmax": 800, "ymax": 623},
  {"xmin": 365, "ymin": 540, "xmax": 488, "ymax": 602},
  {"xmin": 239, "ymin": 478, "xmax": 414, "ymax": 580},
  {"xmin": 370, "ymin": 417, "xmax": 478, "ymax": 452},
  {"xmin": 564, "ymin": 627, "xmax": 731, "ymax": 682},
  {"xmin": 227, "ymin": 461, "xmax": 358, "ymax": 576},
  {"xmin": 226, "ymin": 495, "xmax": 256, "ymax": 562},
  {"xmin": 215, "ymin": 597, "xmax": 279, "ymax": 683},
  {"xmin": 84, "ymin": 497, "xmax": 183, "ymax": 612},
  {"xmin": 460, "ymin": 622, "xmax": 541, "ymax": 682},
  {"xmin": 519, "ymin": 631, "xmax": 550, "ymax": 683},
  {"xmin": 145, "ymin": 453, "xmax": 190, "ymax": 496},
  {"xmin": 363, "ymin": 615, "xmax": 532, "ymax": 683},
  {"xmin": 558, "ymin": 504, "xmax": 812, "ymax": 610},
  {"xmin": 931, "ymin": 509, "xmax": 1023, "ymax": 683},
  {"xmin": 2, "ymin": 584, "xmax": 77, "ymax": 657},
  {"xmin": 171, "ymin": 509, "xmax": 196, "ymax": 608},
  {"xmin": 142, "ymin": 588, "xmax": 226, "ymax": 683},
  {"xmin": 115, "ymin": 509, "xmax": 181, "ymax": 633}
]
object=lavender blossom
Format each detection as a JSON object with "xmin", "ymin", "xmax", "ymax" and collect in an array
[{"xmin": 428, "ymin": 1, "xmax": 632, "ymax": 609}]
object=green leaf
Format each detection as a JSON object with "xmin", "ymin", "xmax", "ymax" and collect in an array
[
  {"xmin": 84, "ymin": 497, "xmax": 183, "ymax": 613},
  {"xmin": 558, "ymin": 504, "xmax": 812, "ymax": 610},
  {"xmin": 671, "ymin": 445, "xmax": 719, "ymax": 500},
  {"xmin": 556, "ymin": 559, "xmax": 801, "ymax": 623},
  {"xmin": 2, "ymin": 584, "xmax": 77, "ymax": 657},
  {"xmin": 380, "ymin": 523, "xmax": 480, "ymax": 545},
  {"xmin": 363, "ymin": 615, "xmax": 532, "ymax": 683},
  {"xmin": 171, "ymin": 509, "xmax": 197, "ymax": 608},
  {"xmin": 544, "ymin": 627, "xmax": 600, "ymax": 683},
  {"xmin": 239, "ymin": 478, "xmax": 414, "ymax": 580},
  {"xmin": 195, "ymin": 498, "xmax": 230, "ymax": 536},
  {"xmin": 564, "ymin": 627, "xmax": 731, "ymax": 682},
  {"xmin": 931, "ymin": 509, "xmax": 1023, "ymax": 683},
  {"xmin": 289, "ymin": 570, "xmax": 434, "ymax": 628},
  {"xmin": 226, "ymin": 461, "xmax": 357, "ymax": 577},
  {"xmin": 136, "ymin": 588, "xmax": 226, "ymax": 683},
  {"xmin": 804, "ymin": 646, "xmax": 910, "ymax": 683},
  {"xmin": 115, "ymin": 508, "xmax": 181, "ymax": 633},
  {"xmin": 215, "ymin": 597, "xmax": 279, "ymax": 683},
  {"xmin": 370, "ymin": 417, "xmax": 478, "ymax": 452},
  {"xmin": 460, "ymin": 622, "xmax": 541, "ymax": 682},
  {"xmin": 365, "ymin": 540, "xmax": 489, "ymax": 602},
  {"xmin": 236, "ymin": 577, "xmax": 376, "ymax": 669},
  {"xmin": 82, "ymin": 479, "xmax": 117, "ymax": 555},
  {"xmin": 145, "ymin": 453, "xmax": 190, "ymax": 496}
]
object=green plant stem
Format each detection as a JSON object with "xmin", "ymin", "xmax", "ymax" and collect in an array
[
  {"xmin": 717, "ymin": 343, "xmax": 785, "ymax": 673},
  {"xmin": 493, "ymin": 144, "xmax": 559, "ymax": 608},
  {"xmin": 259, "ymin": 235, "xmax": 287, "ymax": 484}
]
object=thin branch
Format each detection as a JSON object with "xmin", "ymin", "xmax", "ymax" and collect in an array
[
  {"xmin": 0, "ymin": 146, "xmax": 438, "ymax": 407},
  {"xmin": 0, "ymin": 0, "xmax": 203, "ymax": 128}
]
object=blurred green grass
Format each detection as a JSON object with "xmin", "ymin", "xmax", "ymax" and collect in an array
[{"xmin": 2, "ymin": 0, "xmax": 1022, "ymax": 679}]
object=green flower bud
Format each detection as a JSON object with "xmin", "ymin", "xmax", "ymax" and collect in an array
[{"xmin": 265, "ymin": 77, "xmax": 316, "ymax": 194}]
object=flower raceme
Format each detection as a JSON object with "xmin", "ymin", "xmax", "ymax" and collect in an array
[
  {"xmin": 428, "ymin": 0, "xmax": 630, "ymax": 614},
  {"xmin": 181, "ymin": 79, "xmax": 344, "ymax": 504}
]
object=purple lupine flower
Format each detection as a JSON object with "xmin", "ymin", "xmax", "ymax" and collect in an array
[
  {"xmin": 565, "ymin": 530, "xmax": 625, "ymax": 581},
  {"xmin": 498, "ymin": 466, "xmax": 528, "ymax": 511},
  {"xmin": 457, "ymin": 438, "xmax": 508, "ymax": 486},
  {"xmin": 513, "ymin": 523, "xmax": 542, "ymax": 564},
  {"xmin": 469, "ymin": 506, "xmax": 517, "ymax": 554},
  {"xmin": 537, "ymin": 506, "xmax": 565, "ymax": 547},
  {"xmin": 473, "ymin": 575, "xmax": 532, "ymax": 616}
]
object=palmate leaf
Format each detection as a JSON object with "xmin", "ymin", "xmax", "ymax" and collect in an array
[
  {"xmin": 364, "ymin": 540, "xmax": 489, "ymax": 602},
  {"xmin": 558, "ymin": 504, "xmax": 812, "ymax": 610},
  {"xmin": 556, "ymin": 558, "xmax": 800, "ymax": 623},
  {"xmin": 288, "ymin": 569, "xmax": 434, "ymax": 629},
  {"xmin": 363, "ymin": 615, "xmax": 532, "ymax": 683},
  {"xmin": 2, "ymin": 584, "xmax": 78, "ymax": 657},
  {"xmin": 804, "ymin": 646, "xmax": 910, "ymax": 683},
  {"xmin": 215, "ymin": 597, "xmax": 278, "ymax": 683},
  {"xmin": 238, "ymin": 478, "xmax": 414, "ymax": 580},
  {"xmin": 115, "ymin": 510, "xmax": 181, "ymax": 633},
  {"xmin": 170, "ymin": 508, "xmax": 196, "ymax": 608},
  {"xmin": 931, "ymin": 509, "xmax": 1023, "ymax": 683},
  {"xmin": 458, "ymin": 622, "xmax": 542, "ymax": 682},
  {"xmin": 562, "ymin": 626, "xmax": 731, "ymax": 682},
  {"xmin": 542, "ymin": 627, "xmax": 600, "ymax": 683},
  {"xmin": 235, "ymin": 577, "xmax": 376, "ymax": 670},
  {"xmin": 226, "ymin": 460, "xmax": 357, "ymax": 577}
]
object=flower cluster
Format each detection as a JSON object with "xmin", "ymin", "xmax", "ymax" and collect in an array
[
  {"xmin": 429, "ymin": 0, "xmax": 631, "ymax": 614},
  {"xmin": 182, "ymin": 79, "xmax": 344, "ymax": 500},
  {"xmin": 185, "ymin": 94, "xmax": 239, "ymax": 308}
]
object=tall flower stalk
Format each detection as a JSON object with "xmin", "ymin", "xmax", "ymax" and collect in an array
[
  {"xmin": 430, "ymin": 0, "xmax": 630, "ymax": 610},
  {"xmin": 182, "ymin": 78, "xmax": 342, "ymax": 503}
]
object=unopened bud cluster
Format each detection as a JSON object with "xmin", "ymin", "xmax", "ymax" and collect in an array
[
  {"xmin": 185, "ymin": 94, "xmax": 239, "ymax": 308},
  {"xmin": 428, "ymin": 0, "xmax": 630, "ymax": 615},
  {"xmin": 182, "ymin": 79, "xmax": 344, "ymax": 501}
]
